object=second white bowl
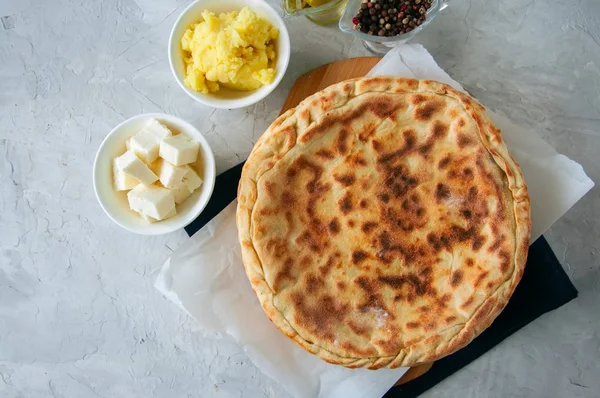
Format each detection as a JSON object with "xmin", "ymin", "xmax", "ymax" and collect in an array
[
  {"xmin": 169, "ymin": 0, "xmax": 291, "ymax": 109},
  {"xmin": 93, "ymin": 113, "xmax": 216, "ymax": 235}
]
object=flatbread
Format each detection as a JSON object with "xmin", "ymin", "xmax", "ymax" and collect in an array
[{"xmin": 237, "ymin": 77, "xmax": 531, "ymax": 369}]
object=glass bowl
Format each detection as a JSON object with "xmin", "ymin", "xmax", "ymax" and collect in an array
[
  {"xmin": 339, "ymin": 0, "xmax": 449, "ymax": 54},
  {"xmin": 284, "ymin": 0, "xmax": 349, "ymax": 25}
]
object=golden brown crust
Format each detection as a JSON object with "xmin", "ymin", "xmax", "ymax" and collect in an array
[{"xmin": 237, "ymin": 77, "xmax": 531, "ymax": 369}]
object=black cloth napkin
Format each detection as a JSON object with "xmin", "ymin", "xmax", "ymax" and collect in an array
[{"xmin": 185, "ymin": 162, "xmax": 578, "ymax": 398}]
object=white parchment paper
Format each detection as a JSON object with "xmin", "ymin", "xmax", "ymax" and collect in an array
[{"xmin": 156, "ymin": 44, "xmax": 594, "ymax": 398}]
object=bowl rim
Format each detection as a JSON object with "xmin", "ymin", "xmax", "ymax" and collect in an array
[
  {"xmin": 168, "ymin": 0, "xmax": 291, "ymax": 109},
  {"xmin": 93, "ymin": 113, "xmax": 217, "ymax": 235}
]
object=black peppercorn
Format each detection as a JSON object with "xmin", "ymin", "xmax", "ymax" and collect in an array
[{"xmin": 353, "ymin": 0, "xmax": 429, "ymax": 37}]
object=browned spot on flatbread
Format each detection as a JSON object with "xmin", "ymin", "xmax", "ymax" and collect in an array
[
  {"xmin": 352, "ymin": 250, "xmax": 368, "ymax": 265},
  {"xmin": 336, "ymin": 130, "xmax": 350, "ymax": 154},
  {"xmin": 319, "ymin": 255, "xmax": 337, "ymax": 276},
  {"xmin": 328, "ymin": 219, "xmax": 340, "ymax": 235},
  {"xmin": 435, "ymin": 183, "xmax": 451, "ymax": 201},
  {"xmin": 291, "ymin": 292, "xmax": 350, "ymax": 340},
  {"xmin": 406, "ymin": 322, "xmax": 420, "ymax": 329},
  {"xmin": 305, "ymin": 273, "xmax": 324, "ymax": 294},
  {"xmin": 377, "ymin": 130, "xmax": 416, "ymax": 164},
  {"xmin": 438, "ymin": 155, "xmax": 451, "ymax": 169},
  {"xmin": 474, "ymin": 271, "xmax": 489, "ymax": 288},
  {"xmin": 472, "ymin": 236, "xmax": 485, "ymax": 251},
  {"xmin": 340, "ymin": 341, "xmax": 377, "ymax": 357},
  {"xmin": 415, "ymin": 100, "xmax": 442, "ymax": 121},
  {"xmin": 450, "ymin": 270, "xmax": 464, "ymax": 287},
  {"xmin": 431, "ymin": 120, "xmax": 449, "ymax": 138},
  {"xmin": 272, "ymin": 258, "xmax": 294, "ymax": 292},
  {"xmin": 411, "ymin": 94, "xmax": 426, "ymax": 105},
  {"xmin": 378, "ymin": 193, "xmax": 390, "ymax": 203},
  {"xmin": 334, "ymin": 173, "xmax": 355, "ymax": 186},
  {"xmin": 359, "ymin": 199, "xmax": 368, "ymax": 208},
  {"xmin": 499, "ymin": 250, "xmax": 511, "ymax": 273},
  {"xmin": 346, "ymin": 320, "xmax": 369, "ymax": 337},
  {"xmin": 281, "ymin": 191, "xmax": 296, "ymax": 205},
  {"xmin": 361, "ymin": 221, "xmax": 378, "ymax": 234},
  {"xmin": 315, "ymin": 149, "xmax": 334, "ymax": 160},
  {"xmin": 264, "ymin": 182, "xmax": 276, "ymax": 198},
  {"xmin": 338, "ymin": 192, "xmax": 353, "ymax": 214},
  {"xmin": 461, "ymin": 297, "xmax": 474, "ymax": 309},
  {"xmin": 372, "ymin": 139, "xmax": 382, "ymax": 152},
  {"xmin": 458, "ymin": 134, "xmax": 473, "ymax": 148},
  {"xmin": 378, "ymin": 274, "xmax": 431, "ymax": 296}
]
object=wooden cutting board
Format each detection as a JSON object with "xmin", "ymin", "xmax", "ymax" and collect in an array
[{"xmin": 278, "ymin": 57, "xmax": 432, "ymax": 386}]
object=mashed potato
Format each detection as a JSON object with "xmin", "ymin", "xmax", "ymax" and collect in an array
[{"xmin": 181, "ymin": 7, "xmax": 279, "ymax": 93}]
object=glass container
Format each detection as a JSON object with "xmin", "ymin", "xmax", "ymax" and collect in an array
[
  {"xmin": 339, "ymin": 0, "xmax": 449, "ymax": 54},
  {"xmin": 284, "ymin": 0, "xmax": 350, "ymax": 25}
]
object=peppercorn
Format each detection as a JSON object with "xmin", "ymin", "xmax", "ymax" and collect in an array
[{"xmin": 352, "ymin": 0, "xmax": 430, "ymax": 37}]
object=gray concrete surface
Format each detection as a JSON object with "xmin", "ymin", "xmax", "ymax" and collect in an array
[{"xmin": 0, "ymin": 0, "xmax": 598, "ymax": 397}]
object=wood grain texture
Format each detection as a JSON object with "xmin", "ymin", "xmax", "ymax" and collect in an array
[
  {"xmin": 278, "ymin": 57, "xmax": 432, "ymax": 385},
  {"xmin": 279, "ymin": 57, "xmax": 381, "ymax": 115}
]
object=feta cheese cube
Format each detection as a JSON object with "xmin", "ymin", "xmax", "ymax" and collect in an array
[
  {"xmin": 141, "ymin": 118, "xmax": 173, "ymax": 141},
  {"xmin": 171, "ymin": 183, "xmax": 193, "ymax": 205},
  {"xmin": 183, "ymin": 165, "xmax": 203, "ymax": 192},
  {"xmin": 112, "ymin": 159, "xmax": 138, "ymax": 191},
  {"xmin": 129, "ymin": 119, "xmax": 173, "ymax": 164},
  {"xmin": 130, "ymin": 130, "xmax": 161, "ymax": 164},
  {"xmin": 140, "ymin": 206, "xmax": 176, "ymax": 223},
  {"xmin": 127, "ymin": 184, "xmax": 175, "ymax": 220},
  {"xmin": 156, "ymin": 159, "xmax": 188, "ymax": 189},
  {"xmin": 115, "ymin": 150, "xmax": 158, "ymax": 185},
  {"xmin": 159, "ymin": 134, "xmax": 200, "ymax": 166}
]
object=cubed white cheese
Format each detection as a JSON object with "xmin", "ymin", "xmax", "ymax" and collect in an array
[
  {"xmin": 129, "ymin": 119, "xmax": 173, "ymax": 164},
  {"xmin": 115, "ymin": 150, "xmax": 158, "ymax": 185},
  {"xmin": 156, "ymin": 159, "xmax": 188, "ymax": 189},
  {"xmin": 127, "ymin": 184, "xmax": 175, "ymax": 220},
  {"xmin": 183, "ymin": 165, "xmax": 203, "ymax": 192},
  {"xmin": 141, "ymin": 118, "xmax": 173, "ymax": 141},
  {"xmin": 171, "ymin": 183, "xmax": 193, "ymax": 205},
  {"xmin": 130, "ymin": 130, "xmax": 161, "ymax": 164},
  {"xmin": 140, "ymin": 206, "xmax": 176, "ymax": 223},
  {"xmin": 112, "ymin": 159, "xmax": 138, "ymax": 191},
  {"xmin": 159, "ymin": 134, "xmax": 200, "ymax": 166},
  {"xmin": 125, "ymin": 138, "xmax": 132, "ymax": 150}
]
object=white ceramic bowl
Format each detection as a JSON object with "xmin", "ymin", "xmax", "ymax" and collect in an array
[
  {"xmin": 169, "ymin": 0, "xmax": 291, "ymax": 109},
  {"xmin": 93, "ymin": 113, "xmax": 216, "ymax": 235}
]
